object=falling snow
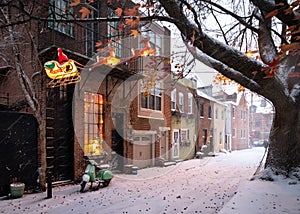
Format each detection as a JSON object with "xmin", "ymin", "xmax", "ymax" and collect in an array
[{"xmin": 1, "ymin": 148, "xmax": 299, "ymax": 214}]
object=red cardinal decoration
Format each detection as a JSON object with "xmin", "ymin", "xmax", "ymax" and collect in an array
[{"xmin": 57, "ymin": 48, "xmax": 69, "ymax": 64}]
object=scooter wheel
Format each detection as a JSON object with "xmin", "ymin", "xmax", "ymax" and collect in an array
[
  {"xmin": 80, "ymin": 181, "xmax": 87, "ymax": 192},
  {"xmin": 103, "ymin": 179, "xmax": 111, "ymax": 187}
]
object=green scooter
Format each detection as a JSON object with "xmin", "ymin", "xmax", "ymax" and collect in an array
[{"xmin": 80, "ymin": 157, "xmax": 113, "ymax": 192}]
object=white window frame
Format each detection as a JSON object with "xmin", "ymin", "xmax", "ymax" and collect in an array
[
  {"xmin": 140, "ymin": 81, "xmax": 162, "ymax": 111},
  {"xmin": 232, "ymin": 107, "xmax": 236, "ymax": 119},
  {"xmin": 188, "ymin": 93, "xmax": 193, "ymax": 114},
  {"xmin": 180, "ymin": 128, "xmax": 190, "ymax": 142},
  {"xmin": 232, "ymin": 128, "xmax": 236, "ymax": 138},
  {"xmin": 179, "ymin": 92, "xmax": 184, "ymax": 112},
  {"xmin": 171, "ymin": 89, "xmax": 176, "ymax": 111}
]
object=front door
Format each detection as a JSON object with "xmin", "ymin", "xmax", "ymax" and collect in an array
[
  {"xmin": 111, "ymin": 113, "xmax": 124, "ymax": 171},
  {"xmin": 172, "ymin": 129, "xmax": 179, "ymax": 159},
  {"xmin": 160, "ymin": 131, "xmax": 169, "ymax": 159}
]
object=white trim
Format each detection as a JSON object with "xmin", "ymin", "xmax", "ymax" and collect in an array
[
  {"xmin": 159, "ymin": 127, "xmax": 171, "ymax": 131},
  {"xmin": 137, "ymin": 114, "xmax": 165, "ymax": 120},
  {"xmin": 132, "ymin": 130, "xmax": 157, "ymax": 135}
]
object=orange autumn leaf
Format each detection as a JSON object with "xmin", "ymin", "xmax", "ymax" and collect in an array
[
  {"xmin": 275, "ymin": 2, "xmax": 285, "ymax": 6},
  {"xmin": 95, "ymin": 41, "xmax": 103, "ymax": 47},
  {"xmin": 115, "ymin": 8, "xmax": 123, "ymax": 17},
  {"xmin": 284, "ymin": 7, "xmax": 293, "ymax": 15},
  {"xmin": 118, "ymin": 23, "xmax": 124, "ymax": 32},
  {"xmin": 291, "ymin": 0, "xmax": 300, "ymax": 7},
  {"xmin": 238, "ymin": 86, "xmax": 245, "ymax": 92},
  {"xmin": 125, "ymin": 17, "xmax": 140, "ymax": 28},
  {"xmin": 130, "ymin": 29, "xmax": 139, "ymax": 38},
  {"xmin": 265, "ymin": 9, "xmax": 278, "ymax": 19},
  {"xmin": 252, "ymin": 71, "xmax": 258, "ymax": 76},
  {"xmin": 70, "ymin": 0, "xmax": 80, "ymax": 7},
  {"xmin": 79, "ymin": 7, "xmax": 91, "ymax": 18},
  {"xmin": 124, "ymin": 4, "xmax": 140, "ymax": 16},
  {"xmin": 281, "ymin": 43, "xmax": 300, "ymax": 52},
  {"xmin": 190, "ymin": 30, "xmax": 195, "ymax": 45},
  {"xmin": 286, "ymin": 25, "xmax": 297, "ymax": 32},
  {"xmin": 261, "ymin": 58, "xmax": 280, "ymax": 78}
]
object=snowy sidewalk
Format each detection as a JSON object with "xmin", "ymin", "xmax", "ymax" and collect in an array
[
  {"xmin": 1, "ymin": 148, "xmax": 299, "ymax": 213},
  {"xmin": 219, "ymin": 178, "xmax": 300, "ymax": 214}
]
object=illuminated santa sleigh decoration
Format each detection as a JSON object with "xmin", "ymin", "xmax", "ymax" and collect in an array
[{"xmin": 44, "ymin": 48, "xmax": 81, "ymax": 88}]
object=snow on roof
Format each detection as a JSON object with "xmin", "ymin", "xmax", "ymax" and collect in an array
[{"xmin": 197, "ymin": 89, "xmax": 227, "ymax": 106}]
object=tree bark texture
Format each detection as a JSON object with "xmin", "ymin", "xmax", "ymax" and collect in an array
[{"xmin": 266, "ymin": 104, "xmax": 300, "ymax": 172}]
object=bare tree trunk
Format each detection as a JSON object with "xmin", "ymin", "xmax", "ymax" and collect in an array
[
  {"xmin": 1, "ymin": 5, "xmax": 47, "ymax": 190},
  {"xmin": 36, "ymin": 116, "xmax": 47, "ymax": 190},
  {"xmin": 265, "ymin": 104, "xmax": 300, "ymax": 174}
]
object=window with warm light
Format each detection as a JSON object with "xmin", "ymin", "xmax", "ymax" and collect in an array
[{"xmin": 84, "ymin": 92, "xmax": 104, "ymax": 156}]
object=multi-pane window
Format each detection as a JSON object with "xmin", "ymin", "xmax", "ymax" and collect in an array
[
  {"xmin": 141, "ymin": 82, "xmax": 162, "ymax": 111},
  {"xmin": 188, "ymin": 93, "xmax": 193, "ymax": 114},
  {"xmin": 48, "ymin": 0, "xmax": 74, "ymax": 37},
  {"xmin": 142, "ymin": 30, "xmax": 162, "ymax": 56},
  {"xmin": 85, "ymin": 3, "xmax": 99, "ymax": 56},
  {"xmin": 232, "ymin": 107, "xmax": 236, "ymax": 118},
  {"xmin": 180, "ymin": 129, "xmax": 190, "ymax": 142},
  {"xmin": 108, "ymin": 8, "xmax": 122, "ymax": 57},
  {"xmin": 200, "ymin": 103, "xmax": 204, "ymax": 117},
  {"xmin": 255, "ymin": 118, "xmax": 261, "ymax": 127},
  {"xmin": 171, "ymin": 89, "xmax": 176, "ymax": 110},
  {"xmin": 179, "ymin": 93, "xmax": 184, "ymax": 112},
  {"xmin": 208, "ymin": 105, "xmax": 212, "ymax": 118},
  {"xmin": 232, "ymin": 128, "xmax": 236, "ymax": 137},
  {"xmin": 240, "ymin": 130, "xmax": 246, "ymax": 139},
  {"xmin": 84, "ymin": 92, "xmax": 104, "ymax": 156}
]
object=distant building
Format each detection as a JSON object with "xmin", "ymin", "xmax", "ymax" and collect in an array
[
  {"xmin": 212, "ymin": 100, "xmax": 227, "ymax": 153},
  {"xmin": 196, "ymin": 91, "xmax": 213, "ymax": 153},
  {"xmin": 171, "ymin": 78, "xmax": 197, "ymax": 160},
  {"xmin": 249, "ymin": 108, "xmax": 274, "ymax": 144},
  {"xmin": 214, "ymin": 91, "xmax": 249, "ymax": 151}
]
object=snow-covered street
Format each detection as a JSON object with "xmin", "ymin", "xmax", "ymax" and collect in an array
[{"xmin": 1, "ymin": 147, "xmax": 299, "ymax": 214}]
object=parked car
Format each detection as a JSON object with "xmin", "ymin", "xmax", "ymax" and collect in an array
[
  {"xmin": 253, "ymin": 140, "xmax": 268, "ymax": 147},
  {"xmin": 253, "ymin": 140, "xmax": 264, "ymax": 147}
]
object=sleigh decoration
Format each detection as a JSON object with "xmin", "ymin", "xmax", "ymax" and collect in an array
[{"xmin": 44, "ymin": 48, "xmax": 81, "ymax": 88}]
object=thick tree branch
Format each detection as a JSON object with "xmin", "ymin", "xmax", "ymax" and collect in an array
[
  {"xmin": 187, "ymin": 44, "xmax": 262, "ymax": 94},
  {"xmin": 251, "ymin": 0, "xmax": 300, "ymax": 27}
]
